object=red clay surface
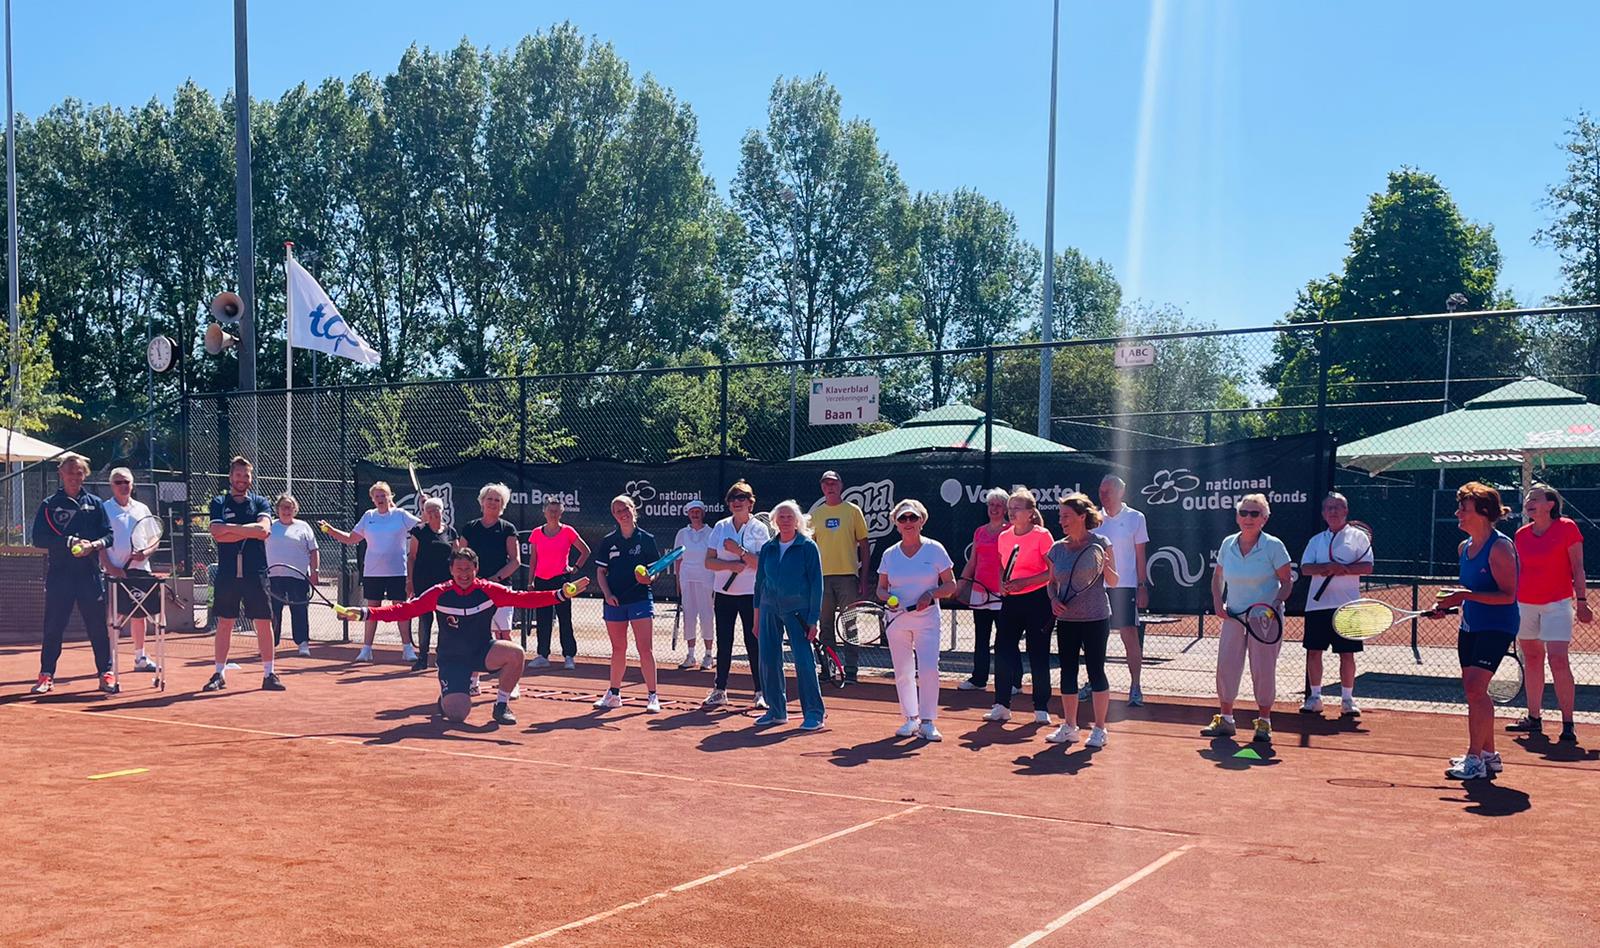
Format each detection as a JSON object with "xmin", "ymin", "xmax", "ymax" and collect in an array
[{"xmin": 3, "ymin": 641, "xmax": 1597, "ymax": 947}]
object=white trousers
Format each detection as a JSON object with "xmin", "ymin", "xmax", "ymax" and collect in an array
[{"xmin": 887, "ymin": 618, "xmax": 942, "ymax": 721}]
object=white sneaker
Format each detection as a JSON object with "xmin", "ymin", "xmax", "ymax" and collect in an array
[
  {"xmin": 646, "ymin": 692, "xmax": 661, "ymax": 713},
  {"xmin": 468, "ymin": 679, "xmax": 481, "ymax": 696},
  {"xmin": 677, "ymin": 653, "xmax": 697, "ymax": 670},
  {"xmin": 594, "ymin": 691, "xmax": 622, "ymax": 710},
  {"xmin": 1300, "ymin": 696, "xmax": 1324, "ymax": 714},
  {"xmin": 754, "ymin": 693, "xmax": 769, "ymax": 711},
  {"xmin": 1452, "ymin": 751, "xmax": 1503, "ymax": 773},
  {"xmin": 563, "ymin": 657, "xmax": 576, "ymax": 670},
  {"xmin": 1077, "ymin": 683, "xmax": 1092, "ymax": 701},
  {"xmin": 895, "ymin": 718, "xmax": 919, "ymax": 737},
  {"xmin": 1086, "ymin": 726, "xmax": 1108, "ymax": 748},
  {"xmin": 402, "ymin": 644, "xmax": 418, "ymax": 662},
  {"xmin": 1446, "ymin": 754, "xmax": 1488, "ymax": 780},
  {"xmin": 958, "ymin": 679, "xmax": 981, "ymax": 691},
  {"xmin": 699, "ymin": 652, "xmax": 713, "ymax": 670},
  {"xmin": 355, "ymin": 646, "xmax": 374, "ymax": 663},
  {"xmin": 1128, "ymin": 685, "xmax": 1144, "ymax": 707},
  {"xmin": 703, "ymin": 688, "xmax": 728, "ymax": 707},
  {"xmin": 1341, "ymin": 696, "xmax": 1362, "ymax": 717},
  {"xmin": 918, "ymin": 720, "xmax": 942, "ymax": 742},
  {"xmin": 1034, "ymin": 710, "xmax": 1052, "ymax": 725},
  {"xmin": 1046, "ymin": 723, "xmax": 1080, "ymax": 745},
  {"xmin": 508, "ymin": 684, "xmax": 520, "ymax": 700},
  {"xmin": 297, "ymin": 643, "xmax": 311, "ymax": 657},
  {"xmin": 528, "ymin": 654, "xmax": 550, "ymax": 669},
  {"xmin": 982, "ymin": 704, "xmax": 1011, "ymax": 723}
]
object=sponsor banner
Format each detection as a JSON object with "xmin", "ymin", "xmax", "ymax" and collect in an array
[{"xmin": 356, "ymin": 432, "xmax": 1326, "ymax": 614}]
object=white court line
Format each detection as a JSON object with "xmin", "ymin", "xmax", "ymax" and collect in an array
[
  {"xmin": 1009, "ymin": 844, "xmax": 1196, "ymax": 947},
  {"xmin": 498, "ymin": 805, "xmax": 924, "ymax": 947},
  {"xmin": 10, "ymin": 704, "xmax": 1194, "ymax": 839}
]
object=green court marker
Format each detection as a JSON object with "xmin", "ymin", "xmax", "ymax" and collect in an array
[
  {"xmin": 1233, "ymin": 748, "xmax": 1262, "ymax": 760},
  {"xmin": 87, "ymin": 768, "xmax": 149, "ymax": 780}
]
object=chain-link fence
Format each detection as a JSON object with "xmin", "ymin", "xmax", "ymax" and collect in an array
[{"xmin": 7, "ymin": 305, "xmax": 1599, "ymax": 718}]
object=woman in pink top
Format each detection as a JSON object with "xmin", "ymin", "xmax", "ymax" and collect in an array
[
  {"xmin": 957, "ymin": 488, "xmax": 1012, "ymax": 692},
  {"xmin": 983, "ymin": 487, "xmax": 1056, "ymax": 724},
  {"xmin": 528, "ymin": 498, "xmax": 591, "ymax": 670},
  {"xmin": 1511, "ymin": 484, "xmax": 1590, "ymax": 743}
]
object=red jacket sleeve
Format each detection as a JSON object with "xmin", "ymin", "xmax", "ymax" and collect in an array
[
  {"xmin": 366, "ymin": 583, "xmax": 446, "ymax": 623},
  {"xmin": 482, "ymin": 580, "xmax": 566, "ymax": 610}
]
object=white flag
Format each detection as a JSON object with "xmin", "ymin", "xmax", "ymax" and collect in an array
[{"xmin": 286, "ymin": 256, "xmax": 381, "ymax": 365}]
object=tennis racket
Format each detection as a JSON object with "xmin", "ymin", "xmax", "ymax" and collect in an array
[
  {"xmin": 1488, "ymin": 641, "xmax": 1524, "ymax": 706},
  {"xmin": 670, "ymin": 577, "xmax": 683, "ymax": 649},
  {"xmin": 718, "ymin": 513, "xmax": 770, "ymax": 591},
  {"xmin": 1054, "ymin": 542, "xmax": 1106, "ymax": 609},
  {"xmin": 408, "ymin": 462, "xmax": 423, "ymax": 497},
  {"xmin": 260, "ymin": 564, "xmax": 343, "ymax": 611},
  {"xmin": 128, "ymin": 514, "xmax": 164, "ymax": 561},
  {"xmin": 1330, "ymin": 598, "xmax": 1456, "ymax": 641},
  {"xmin": 816, "ymin": 639, "xmax": 846, "ymax": 687},
  {"xmin": 636, "ymin": 546, "xmax": 685, "ymax": 582},
  {"xmin": 1000, "ymin": 545, "xmax": 1020, "ymax": 590},
  {"xmin": 1227, "ymin": 602, "xmax": 1283, "ymax": 645},
  {"xmin": 1314, "ymin": 521, "xmax": 1372, "ymax": 600},
  {"xmin": 955, "ymin": 576, "xmax": 1002, "ymax": 609}
]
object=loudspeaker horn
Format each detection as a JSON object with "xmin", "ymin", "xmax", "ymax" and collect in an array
[
  {"xmin": 204, "ymin": 323, "xmax": 239, "ymax": 356},
  {"xmin": 210, "ymin": 291, "xmax": 245, "ymax": 326}
]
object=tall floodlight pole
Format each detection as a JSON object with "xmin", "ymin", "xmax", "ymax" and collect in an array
[
  {"xmin": 6, "ymin": 0, "xmax": 21, "ymax": 536},
  {"xmin": 234, "ymin": 0, "xmax": 256, "ymax": 393},
  {"xmin": 1036, "ymin": 0, "xmax": 1061, "ymax": 439}
]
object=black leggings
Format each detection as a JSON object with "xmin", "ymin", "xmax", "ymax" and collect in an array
[
  {"xmin": 996, "ymin": 588, "xmax": 1054, "ymax": 711},
  {"xmin": 1056, "ymin": 617, "xmax": 1111, "ymax": 694},
  {"xmin": 969, "ymin": 608, "xmax": 1004, "ymax": 686},
  {"xmin": 714, "ymin": 592, "xmax": 761, "ymax": 695},
  {"xmin": 533, "ymin": 574, "xmax": 577, "ymax": 658}
]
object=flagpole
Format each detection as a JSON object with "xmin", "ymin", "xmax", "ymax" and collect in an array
[{"xmin": 284, "ymin": 241, "xmax": 294, "ymax": 494}]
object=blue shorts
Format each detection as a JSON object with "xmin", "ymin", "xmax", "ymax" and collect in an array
[
  {"xmin": 603, "ymin": 598, "xmax": 654, "ymax": 623},
  {"xmin": 1458, "ymin": 628, "xmax": 1516, "ymax": 672},
  {"xmin": 437, "ymin": 643, "xmax": 495, "ymax": 696}
]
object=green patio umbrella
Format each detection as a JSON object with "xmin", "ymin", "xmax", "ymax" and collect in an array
[
  {"xmin": 790, "ymin": 404, "xmax": 1074, "ymax": 461},
  {"xmin": 1337, "ymin": 377, "xmax": 1600, "ymax": 486}
]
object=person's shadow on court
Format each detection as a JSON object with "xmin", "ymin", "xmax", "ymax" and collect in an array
[
  {"xmin": 523, "ymin": 710, "xmax": 628, "ymax": 735},
  {"xmin": 697, "ymin": 726, "xmax": 791, "ymax": 753},
  {"xmin": 827, "ymin": 735, "xmax": 921, "ymax": 768},
  {"xmin": 1441, "ymin": 780, "xmax": 1532, "ymax": 817},
  {"xmin": 1513, "ymin": 733, "xmax": 1600, "ymax": 764},
  {"xmin": 645, "ymin": 707, "xmax": 723, "ymax": 733},
  {"xmin": 1012, "ymin": 744, "xmax": 1098, "ymax": 777},
  {"xmin": 1197, "ymin": 737, "xmax": 1281, "ymax": 770},
  {"xmin": 956, "ymin": 723, "xmax": 1047, "ymax": 754}
]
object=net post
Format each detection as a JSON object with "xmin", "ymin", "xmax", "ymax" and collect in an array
[{"xmin": 1410, "ymin": 581, "xmax": 1422, "ymax": 664}]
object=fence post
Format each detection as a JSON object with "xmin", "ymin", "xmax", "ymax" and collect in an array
[
  {"xmin": 518, "ymin": 376, "xmax": 530, "ymax": 649},
  {"xmin": 718, "ymin": 365, "xmax": 730, "ymax": 488},
  {"xmin": 1314, "ymin": 322, "xmax": 1331, "ymax": 510},
  {"xmin": 788, "ymin": 362, "xmax": 797, "ymax": 459},
  {"xmin": 983, "ymin": 348, "xmax": 994, "ymax": 488},
  {"xmin": 179, "ymin": 386, "xmax": 191, "ymax": 576},
  {"xmin": 339, "ymin": 386, "xmax": 350, "ymax": 644}
]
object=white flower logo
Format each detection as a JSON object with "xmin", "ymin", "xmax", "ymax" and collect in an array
[{"xmin": 1142, "ymin": 469, "xmax": 1200, "ymax": 505}]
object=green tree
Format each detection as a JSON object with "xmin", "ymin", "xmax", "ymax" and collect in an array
[
  {"xmin": 1262, "ymin": 169, "xmax": 1520, "ymax": 439},
  {"xmin": 1529, "ymin": 112, "xmax": 1600, "ymax": 401},
  {"xmin": 731, "ymin": 74, "xmax": 909, "ymax": 361}
]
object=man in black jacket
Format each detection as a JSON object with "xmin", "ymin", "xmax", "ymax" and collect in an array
[{"xmin": 31, "ymin": 453, "xmax": 116, "ymax": 695}]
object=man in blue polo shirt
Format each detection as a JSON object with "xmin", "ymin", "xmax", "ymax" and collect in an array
[
  {"xmin": 30, "ymin": 453, "xmax": 116, "ymax": 695},
  {"xmin": 205, "ymin": 456, "xmax": 282, "ymax": 692}
]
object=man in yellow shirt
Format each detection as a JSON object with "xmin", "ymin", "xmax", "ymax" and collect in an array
[{"xmin": 811, "ymin": 471, "xmax": 871, "ymax": 684}]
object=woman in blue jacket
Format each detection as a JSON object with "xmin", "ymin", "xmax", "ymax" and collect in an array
[{"xmin": 753, "ymin": 500, "xmax": 826, "ymax": 730}]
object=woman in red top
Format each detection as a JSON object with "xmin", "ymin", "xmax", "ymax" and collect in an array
[
  {"xmin": 983, "ymin": 487, "xmax": 1056, "ymax": 724},
  {"xmin": 1511, "ymin": 484, "xmax": 1590, "ymax": 743},
  {"xmin": 957, "ymin": 488, "xmax": 1011, "ymax": 693}
]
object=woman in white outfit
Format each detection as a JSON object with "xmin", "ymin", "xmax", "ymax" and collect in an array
[
  {"xmin": 320, "ymin": 481, "xmax": 420, "ymax": 663},
  {"xmin": 674, "ymin": 499, "xmax": 717, "ymax": 670},
  {"xmin": 876, "ymin": 499, "xmax": 957, "ymax": 741}
]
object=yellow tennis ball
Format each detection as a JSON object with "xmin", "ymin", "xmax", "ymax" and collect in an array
[
  {"xmin": 71, "ymin": 543, "xmax": 85, "ymax": 556},
  {"xmin": 886, "ymin": 595, "xmax": 899, "ymax": 608},
  {"xmin": 634, "ymin": 564, "xmax": 648, "ymax": 578},
  {"xmin": 563, "ymin": 582, "xmax": 579, "ymax": 598}
]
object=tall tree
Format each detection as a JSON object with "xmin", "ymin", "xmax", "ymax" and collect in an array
[
  {"xmin": 731, "ymin": 74, "xmax": 908, "ymax": 361},
  {"xmin": 1529, "ymin": 112, "xmax": 1600, "ymax": 401},
  {"xmin": 1262, "ymin": 169, "xmax": 1519, "ymax": 438}
]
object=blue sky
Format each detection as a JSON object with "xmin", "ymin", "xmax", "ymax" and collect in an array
[{"xmin": 11, "ymin": 1, "xmax": 1596, "ymax": 328}]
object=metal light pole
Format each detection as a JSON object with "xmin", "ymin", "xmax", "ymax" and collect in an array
[
  {"xmin": 1036, "ymin": 0, "xmax": 1061, "ymax": 439},
  {"xmin": 233, "ymin": 0, "xmax": 255, "ymax": 393},
  {"xmin": 5, "ymin": 0, "xmax": 20, "ymax": 535}
]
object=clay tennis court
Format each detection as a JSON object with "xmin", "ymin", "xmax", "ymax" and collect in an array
[{"xmin": 4, "ymin": 640, "xmax": 1597, "ymax": 947}]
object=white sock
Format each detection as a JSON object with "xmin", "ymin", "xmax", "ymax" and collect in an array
[
  {"xmin": 497, "ymin": 689, "xmax": 511, "ymax": 703},
  {"xmin": 136, "ymin": 650, "xmax": 147, "ymax": 659},
  {"xmin": 263, "ymin": 661, "xmax": 274, "ymax": 675},
  {"xmin": 215, "ymin": 662, "xmax": 226, "ymax": 674},
  {"xmin": 1221, "ymin": 714, "xmax": 1235, "ymax": 724},
  {"xmin": 1341, "ymin": 686, "xmax": 1353, "ymax": 700}
]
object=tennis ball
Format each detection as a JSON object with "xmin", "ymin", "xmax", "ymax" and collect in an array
[
  {"xmin": 635, "ymin": 564, "xmax": 648, "ymax": 579},
  {"xmin": 71, "ymin": 543, "xmax": 85, "ymax": 556},
  {"xmin": 886, "ymin": 595, "xmax": 899, "ymax": 608},
  {"xmin": 563, "ymin": 582, "xmax": 579, "ymax": 598}
]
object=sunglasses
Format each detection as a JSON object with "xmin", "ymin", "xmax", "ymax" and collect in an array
[
  {"xmin": 728, "ymin": 494, "xmax": 751, "ymax": 502},
  {"xmin": 896, "ymin": 513, "xmax": 921, "ymax": 523},
  {"xmin": 1237, "ymin": 509, "xmax": 1264, "ymax": 518}
]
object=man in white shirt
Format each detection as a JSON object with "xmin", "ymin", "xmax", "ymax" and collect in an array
[
  {"xmin": 100, "ymin": 468, "xmax": 160, "ymax": 673},
  {"xmin": 1297, "ymin": 492, "xmax": 1374, "ymax": 716},
  {"xmin": 1092, "ymin": 476, "xmax": 1150, "ymax": 705}
]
